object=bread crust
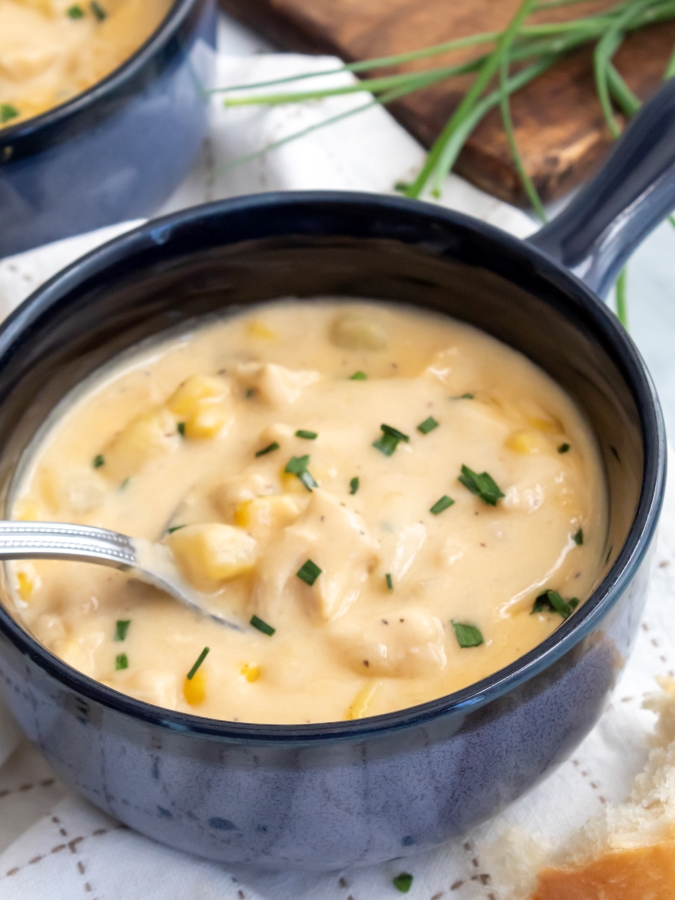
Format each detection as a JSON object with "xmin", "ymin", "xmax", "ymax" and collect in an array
[{"xmin": 530, "ymin": 841, "xmax": 675, "ymax": 899}]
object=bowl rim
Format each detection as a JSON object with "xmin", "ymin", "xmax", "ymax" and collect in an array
[
  {"xmin": 0, "ymin": 191, "xmax": 666, "ymax": 744},
  {"xmin": 0, "ymin": 0, "xmax": 198, "ymax": 143}
]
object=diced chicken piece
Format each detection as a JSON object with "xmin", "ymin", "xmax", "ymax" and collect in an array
[
  {"xmin": 235, "ymin": 362, "xmax": 320, "ymax": 407},
  {"xmin": 101, "ymin": 407, "xmax": 180, "ymax": 482},
  {"xmin": 424, "ymin": 346, "xmax": 479, "ymax": 395},
  {"xmin": 330, "ymin": 311, "xmax": 388, "ymax": 350},
  {"xmin": 330, "ymin": 605, "xmax": 446, "ymax": 678},
  {"xmin": 380, "ymin": 523, "xmax": 427, "ymax": 583},
  {"xmin": 34, "ymin": 466, "xmax": 107, "ymax": 514},
  {"xmin": 252, "ymin": 489, "xmax": 379, "ymax": 623},
  {"xmin": 234, "ymin": 495, "xmax": 305, "ymax": 541},
  {"xmin": 169, "ymin": 523, "xmax": 257, "ymax": 592}
]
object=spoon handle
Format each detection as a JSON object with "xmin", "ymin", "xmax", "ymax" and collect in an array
[{"xmin": 0, "ymin": 521, "xmax": 136, "ymax": 568}]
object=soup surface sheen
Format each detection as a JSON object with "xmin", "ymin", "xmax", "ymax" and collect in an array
[
  {"xmin": 0, "ymin": 0, "xmax": 171, "ymax": 128},
  {"xmin": 10, "ymin": 300, "xmax": 607, "ymax": 724}
]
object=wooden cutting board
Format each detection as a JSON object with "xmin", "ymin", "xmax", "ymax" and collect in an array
[{"xmin": 218, "ymin": 0, "xmax": 675, "ymax": 205}]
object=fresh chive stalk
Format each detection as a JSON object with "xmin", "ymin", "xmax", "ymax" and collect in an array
[
  {"xmin": 458, "ymin": 465, "xmax": 505, "ymax": 506},
  {"xmin": 373, "ymin": 424, "xmax": 410, "ymax": 456},
  {"xmin": 385, "ymin": 573, "xmax": 394, "ymax": 592},
  {"xmin": 417, "ymin": 416, "xmax": 439, "ymax": 434},
  {"xmin": 91, "ymin": 0, "xmax": 106, "ymax": 20},
  {"xmin": 296, "ymin": 559, "xmax": 322, "ymax": 586},
  {"xmin": 93, "ymin": 454, "xmax": 105, "ymax": 468},
  {"xmin": 167, "ymin": 524, "xmax": 186, "ymax": 534},
  {"xmin": 573, "ymin": 528, "xmax": 584, "ymax": 545},
  {"xmin": 430, "ymin": 495, "xmax": 455, "ymax": 515},
  {"xmin": 295, "ymin": 429, "xmax": 318, "ymax": 440},
  {"xmin": 350, "ymin": 371, "xmax": 367, "ymax": 380},
  {"xmin": 115, "ymin": 620, "xmax": 130, "ymax": 642},
  {"xmin": 115, "ymin": 653, "xmax": 128, "ymax": 670},
  {"xmin": 255, "ymin": 441, "xmax": 280, "ymax": 457},
  {"xmin": 285, "ymin": 455, "xmax": 318, "ymax": 491},
  {"xmin": 177, "ymin": 422, "xmax": 186, "ymax": 436},
  {"xmin": 350, "ymin": 476, "xmax": 360, "ymax": 494},
  {"xmin": 532, "ymin": 589, "xmax": 579, "ymax": 619},
  {"xmin": 250, "ymin": 615, "xmax": 276, "ymax": 636},
  {"xmin": 558, "ymin": 443, "xmax": 571, "ymax": 453},
  {"xmin": 393, "ymin": 873, "xmax": 414, "ymax": 893},
  {"xmin": 187, "ymin": 646, "xmax": 210, "ymax": 679},
  {"xmin": 452, "ymin": 621, "xmax": 485, "ymax": 648},
  {"xmin": 67, "ymin": 4, "xmax": 84, "ymax": 17}
]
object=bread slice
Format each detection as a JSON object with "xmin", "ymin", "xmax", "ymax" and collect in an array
[{"xmin": 522, "ymin": 678, "xmax": 675, "ymax": 899}]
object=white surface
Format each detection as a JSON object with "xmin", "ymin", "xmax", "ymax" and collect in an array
[{"xmin": 0, "ymin": 15, "xmax": 674, "ymax": 900}]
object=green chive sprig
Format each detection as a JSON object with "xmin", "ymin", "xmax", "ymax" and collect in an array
[
  {"xmin": 93, "ymin": 454, "xmax": 105, "ymax": 468},
  {"xmin": 350, "ymin": 371, "xmax": 367, "ymax": 380},
  {"xmin": 91, "ymin": 0, "xmax": 107, "ymax": 20},
  {"xmin": 296, "ymin": 559, "xmax": 322, "ymax": 586},
  {"xmin": 67, "ymin": 4, "xmax": 84, "ymax": 17},
  {"xmin": 430, "ymin": 495, "xmax": 455, "ymax": 515},
  {"xmin": 285, "ymin": 455, "xmax": 318, "ymax": 491},
  {"xmin": 458, "ymin": 465, "xmax": 504, "ymax": 506},
  {"xmin": 558, "ymin": 443, "xmax": 571, "ymax": 454},
  {"xmin": 116, "ymin": 653, "xmax": 128, "ymax": 670},
  {"xmin": 393, "ymin": 872, "xmax": 414, "ymax": 893},
  {"xmin": 573, "ymin": 528, "xmax": 584, "ymax": 545},
  {"xmin": 452, "ymin": 621, "xmax": 484, "ymax": 648},
  {"xmin": 417, "ymin": 416, "xmax": 439, "ymax": 434},
  {"xmin": 373, "ymin": 424, "xmax": 410, "ymax": 456},
  {"xmin": 187, "ymin": 646, "xmax": 210, "ymax": 679},
  {"xmin": 350, "ymin": 476, "xmax": 360, "ymax": 494},
  {"xmin": 115, "ymin": 620, "xmax": 130, "ymax": 642},
  {"xmin": 250, "ymin": 615, "xmax": 276, "ymax": 636},
  {"xmin": 256, "ymin": 441, "xmax": 280, "ymax": 457},
  {"xmin": 532, "ymin": 589, "xmax": 579, "ymax": 619},
  {"xmin": 385, "ymin": 573, "xmax": 394, "ymax": 593},
  {"xmin": 0, "ymin": 104, "xmax": 19, "ymax": 124},
  {"xmin": 295, "ymin": 429, "xmax": 318, "ymax": 440}
]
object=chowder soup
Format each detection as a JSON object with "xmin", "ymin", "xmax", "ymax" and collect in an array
[
  {"xmin": 0, "ymin": 0, "xmax": 172, "ymax": 128},
  {"xmin": 8, "ymin": 300, "xmax": 608, "ymax": 724}
]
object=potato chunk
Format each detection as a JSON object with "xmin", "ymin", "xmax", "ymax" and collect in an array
[
  {"xmin": 167, "ymin": 374, "xmax": 230, "ymax": 416},
  {"xmin": 330, "ymin": 605, "xmax": 446, "ymax": 678},
  {"xmin": 234, "ymin": 495, "xmax": 304, "ymax": 540},
  {"xmin": 102, "ymin": 407, "xmax": 180, "ymax": 482},
  {"xmin": 330, "ymin": 311, "xmax": 388, "ymax": 350},
  {"xmin": 169, "ymin": 523, "xmax": 257, "ymax": 592}
]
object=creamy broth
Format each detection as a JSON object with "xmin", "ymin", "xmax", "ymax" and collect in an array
[
  {"xmin": 0, "ymin": 0, "xmax": 172, "ymax": 128},
  {"xmin": 9, "ymin": 301, "xmax": 607, "ymax": 724}
]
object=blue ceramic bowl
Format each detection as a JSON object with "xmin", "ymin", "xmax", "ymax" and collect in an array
[
  {"xmin": 0, "ymin": 80, "xmax": 672, "ymax": 871},
  {"xmin": 0, "ymin": 0, "xmax": 216, "ymax": 259}
]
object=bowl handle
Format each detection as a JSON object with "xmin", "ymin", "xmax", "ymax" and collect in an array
[{"xmin": 528, "ymin": 77, "xmax": 675, "ymax": 300}]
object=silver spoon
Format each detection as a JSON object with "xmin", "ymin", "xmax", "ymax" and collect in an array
[{"xmin": 0, "ymin": 520, "xmax": 242, "ymax": 630}]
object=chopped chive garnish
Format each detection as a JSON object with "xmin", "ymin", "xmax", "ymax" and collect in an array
[
  {"xmin": 385, "ymin": 573, "xmax": 393, "ymax": 593},
  {"xmin": 250, "ymin": 615, "xmax": 276, "ymax": 636},
  {"xmin": 452, "ymin": 621, "xmax": 484, "ymax": 648},
  {"xmin": 167, "ymin": 524, "xmax": 186, "ymax": 534},
  {"xmin": 186, "ymin": 646, "xmax": 210, "ymax": 679},
  {"xmin": 285, "ymin": 455, "xmax": 317, "ymax": 491},
  {"xmin": 119, "ymin": 477, "xmax": 130, "ymax": 490},
  {"xmin": 350, "ymin": 476, "xmax": 359, "ymax": 495},
  {"xmin": 295, "ymin": 430, "xmax": 317, "ymax": 440},
  {"xmin": 0, "ymin": 104, "xmax": 19, "ymax": 124},
  {"xmin": 177, "ymin": 422, "xmax": 186, "ymax": 436},
  {"xmin": 393, "ymin": 873, "xmax": 413, "ymax": 893},
  {"xmin": 91, "ymin": 0, "xmax": 107, "ymax": 19},
  {"xmin": 115, "ymin": 620, "xmax": 130, "ymax": 642},
  {"xmin": 458, "ymin": 465, "xmax": 504, "ymax": 506},
  {"xmin": 573, "ymin": 528, "xmax": 584, "ymax": 546},
  {"xmin": 531, "ymin": 589, "xmax": 579, "ymax": 620},
  {"xmin": 417, "ymin": 416, "xmax": 439, "ymax": 434},
  {"xmin": 373, "ymin": 424, "xmax": 410, "ymax": 456},
  {"xmin": 93, "ymin": 454, "xmax": 105, "ymax": 469},
  {"xmin": 558, "ymin": 443, "xmax": 570, "ymax": 454},
  {"xmin": 115, "ymin": 653, "xmax": 128, "ymax": 670},
  {"xmin": 430, "ymin": 495, "xmax": 455, "ymax": 515},
  {"xmin": 245, "ymin": 387, "xmax": 256, "ymax": 398},
  {"xmin": 255, "ymin": 441, "xmax": 280, "ymax": 457},
  {"xmin": 296, "ymin": 559, "xmax": 322, "ymax": 586},
  {"xmin": 459, "ymin": 393, "xmax": 474, "ymax": 399},
  {"xmin": 350, "ymin": 371, "xmax": 367, "ymax": 380},
  {"xmin": 67, "ymin": 4, "xmax": 84, "ymax": 17}
]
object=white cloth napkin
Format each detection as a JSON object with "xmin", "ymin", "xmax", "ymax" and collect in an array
[{"xmin": 0, "ymin": 49, "xmax": 671, "ymax": 900}]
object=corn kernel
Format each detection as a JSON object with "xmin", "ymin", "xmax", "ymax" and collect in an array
[
  {"xmin": 527, "ymin": 415, "xmax": 560, "ymax": 434},
  {"xmin": 168, "ymin": 374, "xmax": 229, "ymax": 416},
  {"xmin": 183, "ymin": 670, "xmax": 206, "ymax": 705},
  {"xmin": 240, "ymin": 663, "xmax": 261, "ymax": 683},
  {"xmin": 16, "ymin": 569, "xmax": 36, "ymax": 602},
  {"xmin": 505, "ymin": 430, "xmax": 547, "ymax": 455},
  {"xmin": 14, "ymin": 498, "xmax": 40, "ymax": 521},
  {"xmin": 246, "ymin": 320, "xmax": 277, "ymax": 340},
  {"xmin": 280, "ymin": 467, "xmax": 306, "ymax": 493},
  {"xmin": 184, "ymin": 403, "xmax": 231, "ymax": 440},
  {"xmin": 345, "ymin": 681, "xmax": 379, "ymax": 720},
  {"xmin": 234, "ymin": 495, "xmax": 301, "ymax": 537},
  {"xmin": 169, "ymin": 523, "xmax": 257, "ymax": 592}
]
